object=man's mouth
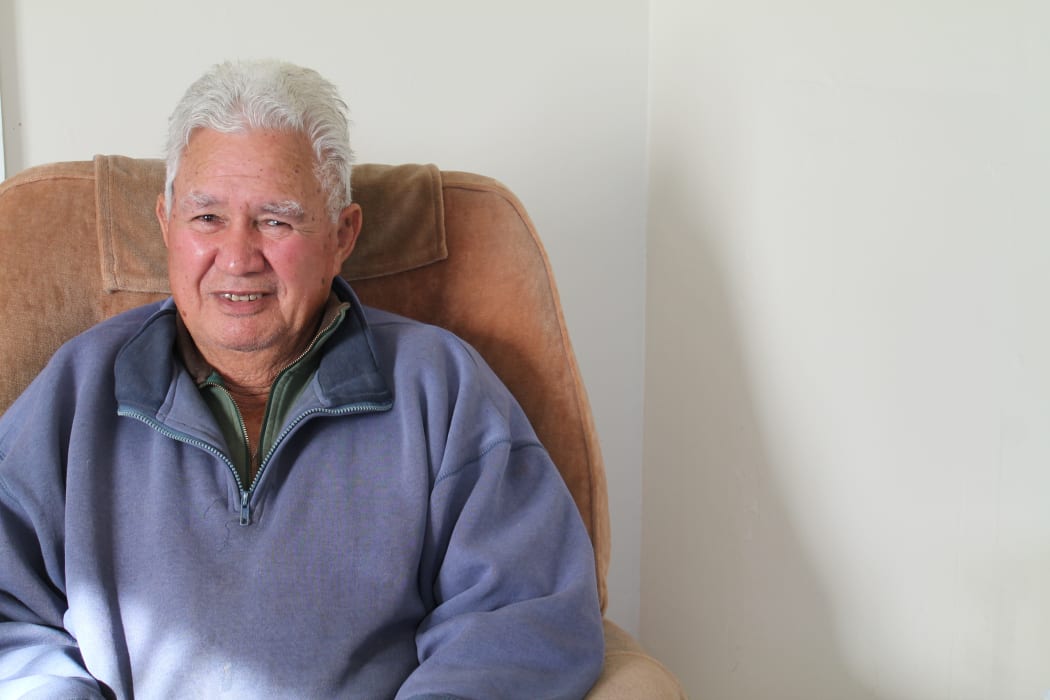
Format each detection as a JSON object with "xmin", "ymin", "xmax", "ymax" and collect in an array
[{"xmin": 221, "ymin": 293, "xmax": 263, "ymax": 302}]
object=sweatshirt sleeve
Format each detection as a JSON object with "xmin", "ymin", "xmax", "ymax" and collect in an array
[
  {"xmin": 0, "ymin": 387, "xmax": 106, "ymax": 700},
  {"xmin": 395, "ymin": 386, "xmax": 605, "ymax": 700},
  {"xmin": 0, "ymin": 469, "xmax": 106, "ymax": 699}
]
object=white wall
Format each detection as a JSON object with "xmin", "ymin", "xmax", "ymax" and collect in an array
[
  {"xmin": 0, "ymin": 89, "xmax": 4, "ymax": 180},
  {"xmin": 644, "ymin": 1, "xmax": 1050, "ymax": 698},
  {"xmin": 0, "ymin": 0, "xmax": 649, "ymax": 633}
]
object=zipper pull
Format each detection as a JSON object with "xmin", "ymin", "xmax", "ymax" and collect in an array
[{"xmin": 240, "ymin": 491, "xmax": 252, "ymax": 526}]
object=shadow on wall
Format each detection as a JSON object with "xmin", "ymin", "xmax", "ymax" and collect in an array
[
  {"xmin": 0, "ymin": 0, "xmax": 22, "ymax": 177},
  {"xmin": 642, "ymin": 155, "xmax": 907, "ymax": 700}
]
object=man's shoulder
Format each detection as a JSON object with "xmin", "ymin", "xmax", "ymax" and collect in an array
[
  {"xmin": 359, "ymin": 305, "xmax": 480, "ymax": 365},
  {"xmin": 359, "ymin": 304, "xmax": 439, "ymax": 334},
  {"xmin": 55, "ymin": 300, "xmax": 170, "ymax": 365},
  {"xmin": 0, "ymin": 300, "xmax": 171, "ymax": 442},
  {"xmin": 355, "ymin": 303, "xmax": 515, "ymax": 409}
]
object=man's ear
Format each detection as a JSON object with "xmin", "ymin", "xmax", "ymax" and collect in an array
[
  {"xmin": 156, "ymin": 194, "xmax": 170, "ymax": 248},
  {"xmin": 336, "ymin": 202, "xmax": 363, "ymax": 264}
]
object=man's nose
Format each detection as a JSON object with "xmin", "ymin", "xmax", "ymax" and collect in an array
[{"xmin": 216, "ymin": 220, "xmax": 266, "ymax": 274}]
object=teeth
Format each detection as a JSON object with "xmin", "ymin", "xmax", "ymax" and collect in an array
[{"xmin": 222, "ymin": 293, "xmax": 261, "ymax": 302}]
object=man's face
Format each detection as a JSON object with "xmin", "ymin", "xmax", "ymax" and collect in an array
[{"xmin": 157, "ymin": 128, "xmax": 360, "ymax": 374}]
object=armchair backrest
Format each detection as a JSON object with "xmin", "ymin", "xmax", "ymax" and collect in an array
[{"xmin": 0, "ymin": 157, "xmax": 610, "ymax": 610}]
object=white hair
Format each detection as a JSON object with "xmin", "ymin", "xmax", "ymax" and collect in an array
[{"xmin": 163, "ymin": 60, "xmax": 354, "ymax": 221}]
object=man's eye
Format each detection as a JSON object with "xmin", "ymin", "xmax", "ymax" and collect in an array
[
  {"xmin": 194, "ymin": 214, "xmax": 219, "ymax": 223},
  {"xmin": 262, "ymin": 219, "xmax": 289, "ymax": 228}
]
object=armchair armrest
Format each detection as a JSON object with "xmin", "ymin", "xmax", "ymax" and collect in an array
[{"xmin": 587, "ymin": 620, "xmax": 686, "ymax": 699}]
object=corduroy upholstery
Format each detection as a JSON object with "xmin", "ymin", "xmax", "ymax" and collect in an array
[{"xmin": 0, "ymin": 157, "xmax": 684, "ymax": 698}]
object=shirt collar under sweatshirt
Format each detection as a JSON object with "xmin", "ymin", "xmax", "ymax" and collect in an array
[{"xmin": 174, "ymin": 294, "xmax": 350, "ymax": 485}]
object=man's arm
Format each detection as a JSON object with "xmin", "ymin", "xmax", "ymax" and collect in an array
[
  {"xmin": 0, "ymin": 468, "xmax": 105, "ymax": 699},
  {"xmin": 397, "ymin": 434, "xmax": 605, "ymax": 700}
]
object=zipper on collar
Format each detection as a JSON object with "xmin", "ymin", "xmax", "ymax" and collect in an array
[
  {"xmin": 194, "ymin": 308, "xmax": 349, "ymax": 526},
  {"xmin": 116, "ymin": 406, "xmax": 255, "ymax": 523},
  {"xmin": 240, "ymin": 491, "xmax": 252, "ymax": 526},
  {"xmin": 198, "ymin": 381, "xmax": 259, "ymax": 525}
]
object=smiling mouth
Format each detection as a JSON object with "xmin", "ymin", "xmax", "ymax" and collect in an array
[{"xmin": 221, "ymin": 293, "xmax": 263, "ymax": 302}]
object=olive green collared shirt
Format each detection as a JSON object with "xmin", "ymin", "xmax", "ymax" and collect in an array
[{"xmin": 175, "ymin": 295, "xmax": 349, "ymax": 487}]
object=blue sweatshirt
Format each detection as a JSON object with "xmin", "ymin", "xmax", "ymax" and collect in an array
[{"xmin": 0, "ymin": 279, "xmax": 604, "ymax": 699}]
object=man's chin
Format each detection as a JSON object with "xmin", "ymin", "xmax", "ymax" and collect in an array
[
  {"xmin": 188, "ymin": 319, "xmax": 312, "ymax": 368},
  {"xmin": 221, "ymin": 336, "xmax": 280, "ymax": 354},
  {"xmin": 204, "ymin": 329, "xmax": 284, "ymax": 356}
]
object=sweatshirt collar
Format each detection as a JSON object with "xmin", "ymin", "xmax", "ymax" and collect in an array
[
  {"xmin": 114, "ymin": 278, "xmax": 392, "ymax": 421},
  {"xmin": 173, "ymin": 292, "xmax": 349, "ymax": 387}
]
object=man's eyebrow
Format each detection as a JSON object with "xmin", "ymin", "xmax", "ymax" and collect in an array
[
  {"xmin": 180, "ymin": 191, "xmax": 220, "ymax": 210},
  {"xmin": 176, "ymin": 194, "xmax": 305, "ymax": 220},
  {"xmin": 260, "ymin": 200, "xmax": 306, "ymax": 219}
]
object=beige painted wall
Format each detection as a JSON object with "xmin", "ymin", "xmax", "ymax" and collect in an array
[
  {"xmin": 0, "ymin": 0, "xmax": 649, "ymax": 633},
  {"xmin": 643, "ymin": 1, "xmax": 1050, "ymax": 697}
]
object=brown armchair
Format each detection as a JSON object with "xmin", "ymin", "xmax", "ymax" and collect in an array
[{"xmin": 0, "ymin": 156, "xmax": 684, "ymax": 698}]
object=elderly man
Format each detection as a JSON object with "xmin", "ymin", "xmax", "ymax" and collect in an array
[{"xmin": 0, "ymin": 61, "xmax": 604, "ymax": 698}]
